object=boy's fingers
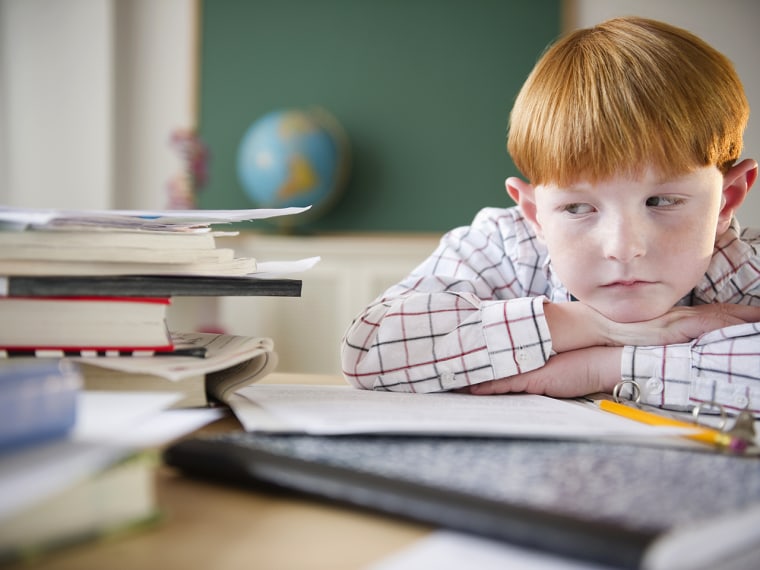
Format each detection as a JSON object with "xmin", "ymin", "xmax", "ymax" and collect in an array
[
  {"xmin": 720, "ymin": 304, "xmax": 760, "ymax": 322},
  {"xmin": 468, "ymin": 379, "xmax": 510, "ymax": 395}
]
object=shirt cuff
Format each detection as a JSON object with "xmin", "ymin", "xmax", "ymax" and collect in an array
[
  {"xmin": 481, "ymin": 296, "xmax": 552, "ymax": 379},
  {"xmin": 620, "ymin": 344, "xmax": 693, "ymax": 410}
]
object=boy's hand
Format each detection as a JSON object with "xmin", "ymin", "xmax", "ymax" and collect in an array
[
  {"xmin": 603, "ymin": 303, "xmax": 760, "ymax": 347},
  {"xmin": 467, "ymin": 346, "xmax": 622, "ymax": 397},
  {"xmin": 471, "ymin": 304, "xmax": 760, "ymax": 398},
  {"xmin": 545, "ymin": 301, "xmax": 760, "ymax": 351}
]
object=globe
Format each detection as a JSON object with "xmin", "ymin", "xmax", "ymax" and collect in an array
[{"xmin": 236, "ymin": 108, "xmax": 350, "ymax": 221}]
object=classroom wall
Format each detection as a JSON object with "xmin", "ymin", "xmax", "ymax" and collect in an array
[
  {"xmin": 0, "ymin": 0, "xmax": 195, "ymax": 211},
  {"xmin": 1, "ymin": 0, "xmax": 759, "ymax": 226},
  {"xmin": 0, "ymin": 0, "xmax": 115, "ymax": 209},
  {"xmin": 196, "ymin": 0, "xmax": 561, "ymax": 233}
]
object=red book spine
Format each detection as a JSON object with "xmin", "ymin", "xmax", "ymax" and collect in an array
[{"xmin": 0, "ymin": 296, "xmax": 171, "ymax": 304}]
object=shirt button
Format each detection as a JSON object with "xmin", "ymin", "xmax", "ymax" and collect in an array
[
  {"xmin": 440, "ymin": 368, "xmax": 456, "ymax": 388},
  {"xmin": 517, "ymin": 349, "xmax": 528, "ymax": 362},
  {"xmin": 733, "ymin": 392, "xmax": 750, "ymax": 409},
  {"xmin": 646, "ymin": 378, "xmax": 664, "ymax": 395}
]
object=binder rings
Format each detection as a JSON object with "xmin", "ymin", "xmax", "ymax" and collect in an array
[{"xmin": 164, "ymin": 432, "xmax": 760, "ymax": 570}]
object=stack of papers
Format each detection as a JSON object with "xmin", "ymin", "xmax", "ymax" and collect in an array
[
  {"xmin": 0, "ymin": 205, "xmax": 314, "ymax": 276},
  {"xmin": 228, "ymin": 384, "xmax": 702, "ymax": 444}
]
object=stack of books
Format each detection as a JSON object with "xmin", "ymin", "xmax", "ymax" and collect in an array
[
  {"xmin": 0, "ymin": 358, "xmax": 159, "ymax": 563},
  {"xmin": 0, "ymin": 205, "xmax": 314, "ymax": 406},
  {"xmin": 0, "ymin": 204, "xmax": 315, "ymax": 560},
  {"xmin": 0, "ymin": 205, "xmax": 309, "ymax": 357}
]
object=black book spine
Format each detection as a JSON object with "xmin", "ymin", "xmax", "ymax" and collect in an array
[{"xmin": 4, "ymin": 276, "xmax": 302, "ymax": 298}]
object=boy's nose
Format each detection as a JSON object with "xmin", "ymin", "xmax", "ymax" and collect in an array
[{"xmin": 602, "ymin": 219, "xmax": 646, "ymax": 262}]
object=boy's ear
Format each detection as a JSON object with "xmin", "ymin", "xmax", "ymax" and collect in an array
[
  {"xmin": 506, "ymin": 177, "xmax": 543, "ymax": 238},
  {"xmin": 717, "ymin": 159, "xmax": 758, "ymax": 235}
]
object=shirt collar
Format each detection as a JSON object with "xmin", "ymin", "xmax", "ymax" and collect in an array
[
  {"xmin": 688, "ymin": 218, "xmax": 756, "ymax": 304},
  {"xmin": 542, "ymin": 255, "xmax": 574, "ymax": 303}
]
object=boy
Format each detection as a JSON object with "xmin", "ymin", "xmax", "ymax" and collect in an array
[{"xmin": 341, "ymin": 16, "xmax": 760, "ymax": 414}]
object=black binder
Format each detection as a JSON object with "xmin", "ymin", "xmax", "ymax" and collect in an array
[{"xmin": 164, "ymin": 433, "xmax": 760, "ymax": 570}]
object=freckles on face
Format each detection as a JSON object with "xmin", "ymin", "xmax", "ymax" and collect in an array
[{"xmin": 533, "ymin": 167, "xmax": 724, "ymax": 322}]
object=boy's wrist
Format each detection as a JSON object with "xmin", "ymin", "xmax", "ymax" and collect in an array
[{"xmin": 543, "ymin": 301, "xmax": 607, "ymax": 352}]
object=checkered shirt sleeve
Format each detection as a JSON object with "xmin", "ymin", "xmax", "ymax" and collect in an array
[
  {"xmin": 342, "ymin": 210, "xmax": 760, "ymax": 412},
  {"xmin": 341, "ymin": 207, "xmax": 553, "ymax": 392},
  {"xmin": 621, "ymin": 323, "xmax": 760, "ymax": 414}
]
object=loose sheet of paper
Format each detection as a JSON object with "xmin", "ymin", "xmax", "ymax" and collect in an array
[
  {"xmin": 231, "ymin": 384, "xmax": 690, "ymax": 440},
  {"xmin": 0, "ymin": 205, "xmax": 311, "ymax": 228},
  {"xmin": 253, "ymin": 256, "xmax": 321, "ymax": 277},
  {"xmin": 368, "ymin": 531, "xmax": 610, "ymax": 570},
  {"xmin": 72, "ymin": 391, "xmax": 223, "ymax": 445},
  {"xmin": 0, "ymin": 391, "xmax": 223, "ymax": 522}
]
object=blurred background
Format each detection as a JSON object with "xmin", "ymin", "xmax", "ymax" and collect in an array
[{"xmin": 1, "ymin": 0, "xmax": 759, "ymax": 373}]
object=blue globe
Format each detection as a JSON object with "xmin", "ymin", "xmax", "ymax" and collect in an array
[{"xmin": 236, "ymin": 108, "xmax": 350, "ymax": 219}]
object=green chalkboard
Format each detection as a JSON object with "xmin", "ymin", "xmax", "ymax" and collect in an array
[{"xmin": 198, "ymin": 0, "xmax": 561, "ymax": 232}]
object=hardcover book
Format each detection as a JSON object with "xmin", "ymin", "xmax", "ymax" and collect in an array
[
  {"xmin": 0, "ymin": 449, "xmax": 158, "ymax": 562},
  {"xmin": 0, "ymin": 297, "xmax": 172, "ymax": 351},
  {"xmin": 0, "ymin": 275, "xmax": 302, "ymax": 298},
  {"xmin": 0, "ymin": 359, "xmax": 81, "ymax": 452}
]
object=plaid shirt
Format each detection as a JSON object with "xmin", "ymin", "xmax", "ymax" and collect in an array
[{"xmin": 341, "ymin": 206, "xmax": 760, "ymax": 413}]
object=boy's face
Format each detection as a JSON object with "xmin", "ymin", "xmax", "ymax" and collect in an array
[{"xmin": 524, "ymin": 166, "xmax": 731, "ymax": 323}]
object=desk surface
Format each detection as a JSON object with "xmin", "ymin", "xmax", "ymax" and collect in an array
[{"xmin": 12, "ymin": 373, "xmax": 430, "ymax": 570}]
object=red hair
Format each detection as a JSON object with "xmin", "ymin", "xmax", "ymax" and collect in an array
[{"xmin": 507, "ymin": 17, "xmax": 749, "ymax": 185}]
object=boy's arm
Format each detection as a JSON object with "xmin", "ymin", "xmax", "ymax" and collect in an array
[
  {"xmin": 341, "ymin": 282, "xmax": 553, "ymax": 392},
  {"xmin": 470, "ymin": 310, "xmax": 760, "ymax": 414},
  {"xmin": 543, "ymin": 301, "xmax": 760, "ymax": 352},
  {"xmin": 342, "ymin": 207, "xmax": 557, "ymax": 393},
  {"xmin": 621, "ymin": 322, "xmax": 760, "ymax": 414},
  {"xmin": 467, "ymin": 345, "xmax": 623, "ymax": 397}
]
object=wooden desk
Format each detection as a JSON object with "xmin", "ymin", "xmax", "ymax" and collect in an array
[{"xmin": 11, "ymin": 374, "xmax": 430, "ymax": 570}]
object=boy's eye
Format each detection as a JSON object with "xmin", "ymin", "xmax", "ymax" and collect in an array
[
  {"xmin": 646, "ymin": 196, "xmax": 682, "ymax": 207},
  {"xmin": 563, "ymin": 203, "xmax": 595, "ymax": 215}
]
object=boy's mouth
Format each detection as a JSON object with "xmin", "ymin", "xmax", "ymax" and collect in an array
[{"xmin": 602, "ymin": 279, "xmax": 653, "ymax": 288}]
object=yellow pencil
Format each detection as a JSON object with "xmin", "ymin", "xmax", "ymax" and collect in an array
[{"xmin": 597, "ymin": 399, "xmax": 747, "ymax": 453}]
